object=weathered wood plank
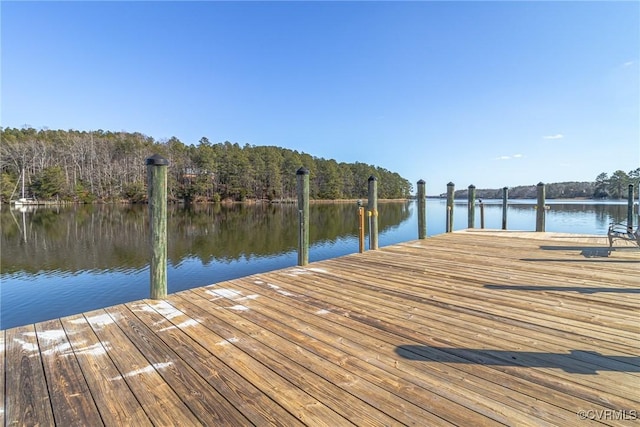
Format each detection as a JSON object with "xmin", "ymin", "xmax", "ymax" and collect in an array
[
  {"xmin": 188, "ymin": 284, "xmax": 463, "ymax": 426},
  {"xmin": 59, "ymin": 314, "xmax": 152, "ymax": 426},
  {"xmin": 226, "ymin": 277, "xmax": 605, "ymax": 426},
  {"xmin": 381, "ymin": 242, "xmax": 639, "ymax": 303},
  {"xmin": 263, "ymin": 264, "xmax": 639, "ymax": 407},
  {"xmin": 35, "ymin": 319, "xmax": 104, "ymax": 426},
  {"xmin": 126, "ymin": 299, "xmax": 306, "ymax": 427},
  {"xmin": 175, "ymin": 290, "xmax": 379, "ymax": 426},
  {"xmin": 327, "ymin": 252, "xmax": 639, "ymax": 350},
  {"xmin": 322, "ymin": 256, "xmax": 640, "ymax": 356},
  {"xmin": 83, "ymin": 308, "xmax": 204, "ymax": 426},
  {"xmin": 103, "ymin": 304, "xmax": 251, "ymax": 426},
  {"xmin": 158, "ymin": 294, "xmax": 351, "ymax": 426},
  {"xmin": 378, "ymin": 245, "xmax": 639, "ymax": 304},
  {"xmin": 206, "ymin": 278, "xmax": 571, "ymax": 426},
  {"xmin": 346, "ymin": 243, "xmax": 639, "ymax": 306},
  {"xmin": 345, "ymin": 274, "xmax": 640, "ymax": 373},
  {"xmin": 236, "ymin": 270, "xmax": 635, "ymax": 418},
  {"xmin": 5, "ymin": 324, "xmax": 55, "ymax": 426},
  {"xmin": 0, "ymin": 330, "xmax": 5, "ymax": 427},
  {"xmin": 401, "ymin": 234, "xmax": 639, "ymax": 282}
]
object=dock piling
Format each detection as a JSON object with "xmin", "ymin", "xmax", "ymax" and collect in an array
[
  {"xmin": 446, "ymin": 182, "xmax": 454, "ymax": 232},
  {"xmin": 502, "ymin": 187, "xmax": 508, "ymax": 230},
  {"xmin": 146, "ymin": 154, "xmax": 169, "ymax": 299},
  {"xmin": 417, "ymin": 180, "xmax": 427, "ymax": 239},
  {"xmin": 536, "ymin": 182, "xmax": 546, "ymax": 232},
  {"xmin": 368, "ymin": 176, "xmax": 379, "ymax": 250},
  {"xmin": 297, "ymin": 167, "xmax": 310, "ymax": 266},
  {"xmin": 468, "ymin": 185, "xmax": 476, "ymax": 229},
  {"xmin": 628, "ymin": 184, "xmax": 634, "ymax": 232}
]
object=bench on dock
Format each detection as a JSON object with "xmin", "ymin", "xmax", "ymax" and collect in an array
[{"xmin": 608, "ymin": 221, "xmax": 640, "ymax": 247}]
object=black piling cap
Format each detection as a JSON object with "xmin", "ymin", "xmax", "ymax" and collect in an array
[
  {"xmin": 447, "ymin": 182, "xmax": 455, "ymax": 186},
  {"xmin": 297, "ymin": 167, "xmax": 309, "ymax": 175},
  {"xmin": 537, "ymin": 182, "xmax": 545, "ymax": 186},
  {"xmin": 418, "ymin": 179, "xmax": 426, "ymax": 185},
  {"xmin": 368, "ymin": 175, "xmax": 377, "ymax": 182},
  {"xmin": 146, "ymin": 154, "xmax": 169, "ymax": 166},
  {"xmin": 469, "ymin": 184, "xmax": 476, "ymax": 189}
]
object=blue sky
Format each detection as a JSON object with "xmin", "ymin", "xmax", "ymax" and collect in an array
[{"xmin": 2, "ymin": 1, "xmax": 638, "ymax": 192}]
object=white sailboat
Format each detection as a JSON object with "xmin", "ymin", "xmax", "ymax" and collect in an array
[{"xmin": 11, "ymin": 169, "xmax": 40, "ymax": 206}]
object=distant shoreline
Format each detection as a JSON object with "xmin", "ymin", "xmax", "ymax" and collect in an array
[{"xmin": 5, "ymin": 196, "xmax": 636, "ymax": 207}]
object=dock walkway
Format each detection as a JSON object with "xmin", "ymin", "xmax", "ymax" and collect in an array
[{"xmin": 2, "ymin": 231, "xmax": 639, "ymax": 426}]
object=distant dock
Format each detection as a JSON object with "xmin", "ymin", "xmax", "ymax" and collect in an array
[{"xmin": 2, "ymin": 231, "xmax": 638, "ymax": 426}]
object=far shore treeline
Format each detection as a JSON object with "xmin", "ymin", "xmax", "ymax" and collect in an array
[
  {"xmin": 0, "ymin": 127, "xmax": 412, "ymax": 203},
  {"xmin": 452, "ymin": 167, "xmax": 639, "ymax": 200},
  {"xmin": 1, "ymin": 127, "xmax": 637, "ymax": 204}
]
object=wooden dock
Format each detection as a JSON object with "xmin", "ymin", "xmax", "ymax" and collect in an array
[{"xmin": 2, "ymin": 231, "xmax": 639, "ymax": 426}]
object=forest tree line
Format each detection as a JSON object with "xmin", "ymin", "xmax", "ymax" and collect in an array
[
  {"xmin": 452, "ymin": 168, "xmax": 640, "ymax": 200},
  {"xmin": 0, "ymin": 127, "xmax": 412, "ymax": 203}
]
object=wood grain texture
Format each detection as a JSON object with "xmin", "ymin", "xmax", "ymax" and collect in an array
[
  {"xmin": 59, "ymin": 314, "xmax": 152, "ymax": 426},
  {"xmin": 0, "ymin": 331, "xmax": 5, "ymax": 427},
  {"xmin": 2, "ymin": 231, "xmax": 638, "ymax": 426},
  {"xmin": 35, "ymin": 319, "xmax": 103, "ymax": 426},
  {"xmin": 5, "ymin": 324, "xmax": 55, "ymax": 426}
]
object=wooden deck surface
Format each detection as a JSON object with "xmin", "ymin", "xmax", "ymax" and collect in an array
[{"xmin": 2, "ymin": 231, "xmax": 639, "ymax": 426}]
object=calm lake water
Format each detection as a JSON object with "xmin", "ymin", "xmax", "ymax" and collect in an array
[{"xmin": 1, "ymin": 199, "xmax": 636, "ymax": 329}]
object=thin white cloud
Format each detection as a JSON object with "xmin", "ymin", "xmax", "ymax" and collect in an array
[
  {"xmin": 623, "ymin": 60, "xmax": 636, "ymax": 67},
  {"xmin": 496, "ymin": 154, "xmax": 524, "ymax": 161},
  {"xmin": 543, "ymin": 134, "xmax": 564, "ymax": 140}
]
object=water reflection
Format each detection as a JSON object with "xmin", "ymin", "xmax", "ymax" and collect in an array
[{"xmin": 1, "ymin": 202, "xmax": 412, "ymax": 277}]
